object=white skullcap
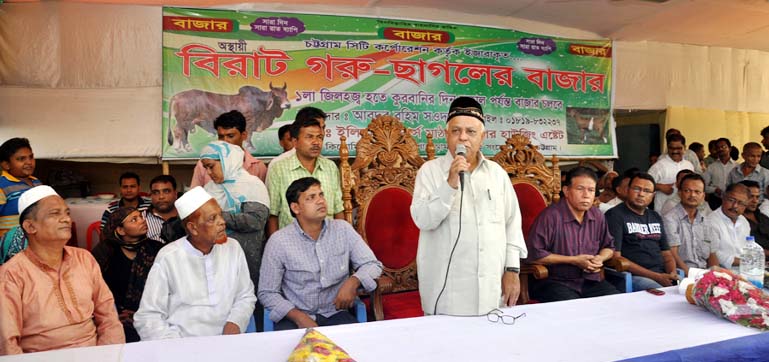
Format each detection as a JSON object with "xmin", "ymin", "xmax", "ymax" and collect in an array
[
  {"xmin": 18, "ymin": 185, "xmax": 59, "ymax": 217},
  {"xmin": 175, "ymin": 186, "xmax": 213, "ymax": 220}
]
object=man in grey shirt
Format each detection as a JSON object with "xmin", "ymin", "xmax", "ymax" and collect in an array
[{"xmin": 258, "ymin": 177, "xmax": 382, "ymax": 330}]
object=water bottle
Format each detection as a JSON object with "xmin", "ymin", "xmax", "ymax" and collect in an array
[{"xmin": 739, "ymin": 236, "xmax": 765, "ymax": 289}]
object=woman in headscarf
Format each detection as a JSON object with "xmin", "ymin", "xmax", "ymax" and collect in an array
[
  {"xmin": 91, "ymin": 207, "xmax": 164, "ymax": 342},
  {"xmin": 199, "ymin": 140, "xmax": 270, "ymax": 291}
]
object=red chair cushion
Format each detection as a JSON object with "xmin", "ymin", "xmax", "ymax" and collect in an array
[
  {"xmin": 363, "ymin": 187, "xmax": 419, "ymax": 269},
  {"xmin": 362, "ymin": 291, "xmax": 424, "ymax": 320},
  {"xmin": 513, "ymin": 183, "xmax": 547, "ymax": 237}
]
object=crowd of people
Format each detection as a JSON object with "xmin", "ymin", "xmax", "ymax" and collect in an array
[{"xmin": 1, "ymin": 97, "xmax": 768, "ymax": 355}]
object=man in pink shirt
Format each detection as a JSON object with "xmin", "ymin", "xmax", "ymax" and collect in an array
[
  {"xmin": 0, "ymin": 186, "xmax": 124, "ymax": 355},
  {"xmin": 190, "ymin": 110, "xmax": 267, "ymax": 187}
]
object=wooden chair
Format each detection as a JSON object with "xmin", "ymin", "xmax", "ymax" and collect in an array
[
  {"xmin": 339, "ymin": 115, "xmax": 434, "ymax": 321},
  {"xmin": 490, "ymin": 134, "xmax": 560, "ymax": 304}
]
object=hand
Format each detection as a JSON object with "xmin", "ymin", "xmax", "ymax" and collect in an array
[
  {"xmin": 447, "ymin": 154, "xmax": 469, "ymax": 189},
  {"xmin": 501, "ymin": 271, "xmax": 520, "ymax": 307},
  {"xmin": 333, "ymin": 277, "xmax": 360, "ymax": 310},
  {"xmin": 653, "ymin": 272, "xmax": 678, "ymax": 287},
  {"xmin": 118, "ymin": 309, "xmax": 135, "ymax": 325},
  {"xmin": 222, "ymin": 321, "xmax": 241, "ymax": 335},
  {"xmin": 291, "ymin": 311, "xmax": 319, "ymax": 329},
  {"xmin": 586, "ymin": 255, "xmax": 605, "ymax": 273},
  {"xmin": 572, "ymin": 255, "xmax": 603, "ymax": 273},
  {"xmin": 657, "ymin": 184, "xmax": 674, "ymax": 195}
]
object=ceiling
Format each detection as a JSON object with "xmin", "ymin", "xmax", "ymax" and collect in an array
[{"xmin": 7, "ymin": 0, "xmax": 769, "ymax": 52}]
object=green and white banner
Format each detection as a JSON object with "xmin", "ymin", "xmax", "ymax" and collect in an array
[{"xmin": 162, "ymin": 7, "xmax": 615, "ymax": 159}]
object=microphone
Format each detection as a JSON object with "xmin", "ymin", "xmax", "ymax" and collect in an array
[{"xmin": 456, "ymin": 144, "xmax": 467, "ymax": 191}]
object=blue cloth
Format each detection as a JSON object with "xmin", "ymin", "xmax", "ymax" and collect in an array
[{"xmin": 621, "ymin": 332, "xmax": 769, "ymax": 362}]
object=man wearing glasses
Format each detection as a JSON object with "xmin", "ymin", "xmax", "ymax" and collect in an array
[
  {"xmin": 704, "ymin": 183, "xmax": 751, "ymax": 269},
  {"xmin": 662, "ymin": 173, "xmax": 718, "ymax": 277},
  {"xmin": 605, "ymin": 173, "xmax": 679, "ymax": 291}
]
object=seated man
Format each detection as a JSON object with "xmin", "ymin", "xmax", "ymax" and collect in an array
[
  {"xmin": 0, "ymin": 186, "xmax": 124, "ymax": 355},
  {"xmin": 705, "ymin": 183, "xmax": 751, "ymax": 269},
  {"xmin": 133, "ymin": 187, "xmax": 256, "ymax": 340},
  {"xmin": 605, "ymin": 173, "xmax": 679, "ymax": 290},
  {"xmin": 662, "ymin": 174, "xmax": 718, "ymax": 276},
  {"xmin": 740, "ymin": 180, "xmax": 769, "ymax": 256},
  {"xmin": 258, "ymin": 177, "xmax": 382, "ymax": 330},
  {"xmin": 526, "ymin": 167, "xmax": 620, "ymax": 302}
]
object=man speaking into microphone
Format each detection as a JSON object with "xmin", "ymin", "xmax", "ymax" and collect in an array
[{"xmin": 411, "ymin": 97, "xmax": 527, "ymax": 316}]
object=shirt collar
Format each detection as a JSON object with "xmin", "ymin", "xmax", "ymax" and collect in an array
[
  {"xmin": 287, "ymin": 153, "xmax": 324, "ymax": 173},
  {"xmin": 556, "ymin": 199, "xmax": 595, "ymax": 224},
  {"xmin": 23, "ymin": 245, "xmax": 73, "ymax": 272},
  {"xmin": 715, "ymin": 207, "xmax": 746, "ymax": 227},
  {"xmin": 181, "ymin": 236, "xmax": 216, "ymax": 257},
  {"xmin": 673, "ymin": 203, "xmax": 704, "ymax": 223},
  {"xmin": 1, "ymin": 170, "xmax": 38, "ymax": 183},
  {"xmin": 438, "ymin": 151, "xmax": 488, "ymax": 173},
  {"xmin": 292, "ymin": 218, "xmax": 328, "ymax": 242}
]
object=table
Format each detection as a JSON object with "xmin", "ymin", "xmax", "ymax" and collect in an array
[
  {"xmin": 3, "ymin": 287, "xmax": 762, "ymax": 362},
  {"xmin": 66, "ymin": 198, "xmax": 113, "ymax": 249}
]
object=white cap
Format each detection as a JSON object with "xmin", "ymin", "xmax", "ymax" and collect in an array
[
  {"xmin": 18, "ymin": 185, "xmax": 59, "ymax": 217},
  {"xmin": 174, "ymin": 186, "xmax": 213, "ymax": 220}
]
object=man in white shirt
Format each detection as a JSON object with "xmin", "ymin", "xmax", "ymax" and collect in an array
[
  {"xmin": 703, "ymin": 138, "xmax": 736, "ymax": 210},
  {"xmin": 411, "ymin": 97, "xmax": 526, "ymax": 316},
  {"xmin": 648, "ymin": 133, "xmax": 694, "ymax": 212},
  {"xmin": 134, "ymin": 187, "xmax": 256, "ymax": 340},
  {"xmin": 704, "ymin": 183, "xmax": 751, "ymax": 269},
  {"xmin": 666, "ymin": 128, "xmax": 702, "ymax": 174}
]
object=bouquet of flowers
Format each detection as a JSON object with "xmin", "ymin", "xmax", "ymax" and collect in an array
[{"xmin": 685, "ymin": 268, "xmax": 769, "ymax": 330}]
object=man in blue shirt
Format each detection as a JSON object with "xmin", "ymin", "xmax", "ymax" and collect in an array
[{"xmin": 258, "ymin": 177, "xmax": 382, "ymax": 330}]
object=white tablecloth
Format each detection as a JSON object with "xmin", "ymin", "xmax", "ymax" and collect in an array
[
  {"xmin": 66, "ymin": 198, "xmax": 112, "ymax": 249},
  {"xmin": 2, "ymin": 287, "xmax": 760, "ymax": 362}
]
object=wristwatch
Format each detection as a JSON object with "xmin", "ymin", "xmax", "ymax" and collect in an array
[{"xmin": 505, "ymin": 267, "xmax": 520, "ymax": 274}]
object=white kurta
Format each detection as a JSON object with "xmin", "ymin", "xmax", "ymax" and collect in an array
[
  {"xmin": 648, "ymin": 154, "xmax": 694, "ymax": 212},
  {"xmin": 134, "ymin": 237, "xmax": 256, "ymax": 340},
  {"xmin": 411, "ymin": 153, "xmax": 526, "ymax": 316},
  {"xmin": 704, "ymin": 208, "xmax": 750, "ymax": 269}
]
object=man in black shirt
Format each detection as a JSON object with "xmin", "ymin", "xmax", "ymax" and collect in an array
[{"xmin": 605, "ymin": 173, "xmax": 678, "ymax": 291}]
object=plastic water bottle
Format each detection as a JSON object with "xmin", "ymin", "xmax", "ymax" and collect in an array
[{"xmin": 739, "ymin": 236, "xmax": 765, "ymax": 288}]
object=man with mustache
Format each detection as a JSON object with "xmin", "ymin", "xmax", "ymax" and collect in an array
[
  {"xmin": 735, "ymin": 180, "xmax": 769, "ymax": 256},
  {"xmin": 141, "ymin": 175, "xmax": 178, "ymax": 242},
  {"xmin": 267, "ymin": 110, "xmax": 343, "ymax": 235},
  {"xmin": 648, "ymin": 133, "xmax": 694, "ymax": 212},
  {"xmin": 526, "ymin": 167, "xmax": 620, "ymax": 302},
  {"xmin": 727, "ymin": 142, "xmax": 769, "ymax": 202},
  {"xmin": 605, "ymin": 173, "xmax": 679, "ymax": 291},
  {"xmin": 704, "ymin": 183, "xmax": 751, "ymax": 269},
  {"xmin": 704, "ymin": 138, "xmax": 736, "ymax": 210},
  {"xmin": 259, "ymin": 177, "xmax": 382, "ymax": 330},
  {"xmin": 265, "ymin": 107, "xmax": 327, "ymax": 185},
  {"xmin": 0, "ymin": 186, "xmax": 124, "ymax": 354},
  {"xmin": 662, "ymin": 173, "xmax": 718, "ymax": 277},
  {"xmin": 133, "ymin": 186, "xmax": 256, "ymax": 340}
]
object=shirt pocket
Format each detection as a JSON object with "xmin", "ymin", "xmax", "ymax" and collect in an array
[
  {"xmin": 327, "ymin": 248, "xmax": 350, "ymax": 282},
  {"xmin": 285, "ymin": 257, "xmax": 321, "ymax": 286}
]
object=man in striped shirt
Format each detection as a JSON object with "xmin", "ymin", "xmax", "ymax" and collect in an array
[
  {"xmin": 100, "ymin": 172, "xmax": 150, "ymax": 231},
  {"xmin": 141, "ymin": 175, "xmax": 178, "ymax": 242},
  {"xmin": 525, "ymin": 167, "xmax": 620, "ymax": 302}
]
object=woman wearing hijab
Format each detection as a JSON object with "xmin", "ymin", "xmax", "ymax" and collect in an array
[
  {"xmin": 91, "ymin": 207, "xmax": 164, "ymax": 342},
  {"xmin": 199, "ymin": 140, "xmax": 270, "ymax": 291}
]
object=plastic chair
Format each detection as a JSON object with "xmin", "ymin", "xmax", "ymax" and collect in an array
[
  {"xmin": 245, "ymin": 315, "xmax": 256, "ymax": 333},
  {"xmin": 86, "ymin": 221, "xmax": 102, "ymax": 251},
  {"xmin": 263, "ymin": 299, "xmax": 367, "ymax": 332}
]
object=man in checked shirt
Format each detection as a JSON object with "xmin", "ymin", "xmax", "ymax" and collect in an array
[{"xmin": 258, "ymin": 177, "xmax": 382, "ymax": 330}]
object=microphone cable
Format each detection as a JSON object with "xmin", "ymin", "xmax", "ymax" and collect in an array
[{"xmin": 433, "ymin": 183, "xmax": 464, "ymax": 315}]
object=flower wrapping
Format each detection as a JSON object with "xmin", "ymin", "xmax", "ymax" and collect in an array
[
  {"xmin": 287, "ymin": 328, "xmax": 356, "ymax": 362},
  {"xmin": 686, "ymin": 268, "xmax": 769, "ymax": 330}
]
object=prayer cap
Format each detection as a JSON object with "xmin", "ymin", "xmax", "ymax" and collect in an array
[
  {"xmin": 18, "ymin": 185, "xmax": 59, "ymax": 217},
  {"xmin": 175, "ymin": 186, "xmax": 213, "ymax": 220},
  {"xmin": 446, "ymin": 96, "xmax": 484, "ymax": 124}
]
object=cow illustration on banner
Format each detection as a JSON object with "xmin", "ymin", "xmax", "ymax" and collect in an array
[{"xmin": 161, "ymin": 8, "xmax": 615, "ymax": 159}]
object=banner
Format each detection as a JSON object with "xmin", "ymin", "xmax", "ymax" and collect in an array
[{"xmin": 162, "ymin": 8, "xmax": 615, "ymax": 159}]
